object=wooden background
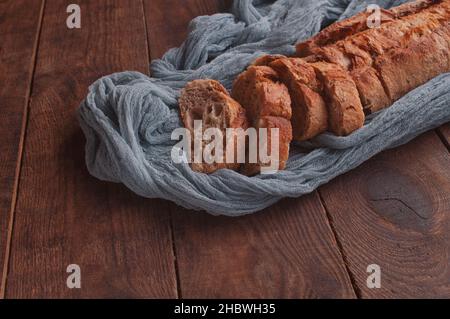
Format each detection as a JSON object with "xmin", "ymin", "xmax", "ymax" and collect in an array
[{"xmin": 0, "ymin": 0, "xmax": 449, "ymax": 299}]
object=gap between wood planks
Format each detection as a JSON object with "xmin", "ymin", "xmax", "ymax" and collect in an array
[
  {"xmin": 0, "ymin": 0, "xmax": 47, "ymax": 299},
  {"xmin": 140, "ymin": 0, "xmax": 180, "ymax": 299},
  {"xmin": 140, "ymin": 0, "xmax": 185, "ymax": 299},
  {"xmin": 5, "ymin": 0, "xmax": 178, "ymax": 298},
  {"xmin": 316, "ymin": 191, "xmax": 362, "ymax": 298}
]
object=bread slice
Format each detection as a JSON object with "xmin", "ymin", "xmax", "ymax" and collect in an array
[
  {"xmin": 232, "ymin": 66, "xmax": 292, "ymax": 175},
  {"xmin": 269, "ymin": 57, "xmax": 328, "ymax": 141},
  {"xmin": 296, "ymin": 0, "xmax": 448, "ymax": 114},
  {"xmin": 241, "ymin": 116, "xmax": 293, "ymax": 176},
  {"xmin": 297, "ymin": 9, "xmax": 396, "ymax": 57},
  {"xmin": 350, "ymin": 67, "xmax": 391, "ymax": 114},
  {"xmin": 232, "ymin": 66, "xmax": 292, "ymax": 120},
  {"xmin": 310, "ymin": 62, "xmax": 365, "ymax": 136},
  {"xmin": 179, "ymin": 80, "xmax": 248, "ymax": 174}
]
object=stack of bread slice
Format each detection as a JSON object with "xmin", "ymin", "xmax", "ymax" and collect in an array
[
  {"xmin": 232, "ymin": 64, "xmax": 293, "ymax": 175},
  {"xmin": 179, "ymin": 0, "xmax": 450, "ymax": 174}
]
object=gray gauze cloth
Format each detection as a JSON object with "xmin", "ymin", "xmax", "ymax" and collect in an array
[{"xmin": 78, "ymin": 0, "xmax": 450, "ymax": 216}]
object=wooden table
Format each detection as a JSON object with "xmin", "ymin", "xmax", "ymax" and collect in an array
[{"xmin": 1, "ymin": 0, "xmax": 449, "ymax": 299}]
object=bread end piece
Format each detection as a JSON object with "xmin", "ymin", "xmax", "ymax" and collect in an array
[{"xmin": 179, "ymin": 79, "xmax": 248, "ymax": 174}]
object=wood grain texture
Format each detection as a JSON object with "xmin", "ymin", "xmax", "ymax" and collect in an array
[
  {"xmin": 5, "ymin": 0, "xmax": 177, "ymax": 298},
  {"xmin": 0, "ymin": 0, "xmax": 44, "ymax": 298},
  {"xmin": 143, "ymin": 0, "xmax": 230, "ymax": 59},
  {"xmin": 171, "ymin": 196, "xmax": 356, "ymax": 298},
  {"xmin": 319, "ymin": 132, "xmax": 450, "ymax": 298}
]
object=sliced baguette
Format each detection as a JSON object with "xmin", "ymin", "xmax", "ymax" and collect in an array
[{"xmin": 374, "ymin": 22, "xmax": 450, "ymax": 102}]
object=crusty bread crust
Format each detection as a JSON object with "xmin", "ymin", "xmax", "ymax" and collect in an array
[
  {"xmin": 375, "ymin": 22, "xmax": 450, "ymax": 102},
  {"xmin": 179, "ymin": 80, "xmax": 248, "ymax": 174},
  {"xmin": 269, "ymin": 57, "xmax": 328, "ymax": 141},
  {"xmin": 310, "ymin": 62, "xmax": 365, "ymax": 136},
  {"xmin": 233, "ymin": 66, "xmax": 292, "ymax": 120},
  {"xmin": 297, "ymin": 9, "xmax": 396, "ymax": 57},
  {"xmin": 232, "ymin": 66, "xmax": 292, "ymax": 175},
  {"xmin": 251, "ymin": 54, "xmax": 287, "ymax": 66},
  {"xmin": 179, "ymin": 0, "xmax": 450, "ymax": 175},
  {"xmin": 391, "ymin": 0, "xmax": 438, "ymax": 17}
]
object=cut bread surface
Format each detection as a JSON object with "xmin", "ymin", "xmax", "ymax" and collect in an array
[
  {"xmin": 232, "ymin": 65, "xmax": 293, "ymax": 175},
  {"xmin": 179, "ymin": 79, "xmax": 248, "ymax": 174}
]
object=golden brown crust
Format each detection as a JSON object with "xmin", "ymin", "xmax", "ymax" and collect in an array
[
  {"xmin": 296, "ymin": 0, "xmax": 450, "ymax": 114},
  {"xmin": 296, "ymin": 0, "xmax": 439, "ymax": 57},
  {"xmin": 350, "ymin": 67, "xmax": 390, "ymax": 114},
  {"xmin": 297, "ymin": 9, "xmax": 396, "ymax": 57},
  {"xmin": 310, "ymin": 62, "xmax": 365, "ymax": 136},
  {"xmin": 232, "ymin": 66, "xmax": 293, "ymax": 175},
  {"xmin": 269, "ymin": 57, "xmax": 328, "ymax": 141},
  {"xmin": 251, "ymin": 54, "xmax": 287, "ymax": 66},
  {"xmin": 179, "ymin": 80, "xmax": 248, "ymax": 174},
  {"xmin": 232, "ymin": 66, "xmax": 292, "ymax": 120},
  {"xmin": 375, "ymin": 23, "xmax": 450, "ymax": 102},
  {"xmin": 391, "ymin": 0, "xmax": 439, "ymax": 17}
]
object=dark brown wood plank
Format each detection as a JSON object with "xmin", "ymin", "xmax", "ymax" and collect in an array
[
  {"xmin": 143, "ymin": 0, "xmax": 356, "ymax": 298},
  {"xmin": 319, "ymin": 132, "xmax": 450, "ymax": 298},
  {"xmin": 144, "ymin": 0, "xmax": 230, "ymax": 59},
  {"xmin": 5, "ymin": 0, "xmax": 177, "ymax": 298},
  {"xmin": 171, "ymin": 196, "xmax": 356, "ymax": 298},
  {"xmin": 0, "ymin": 0, "xmax": 44, "ymax": 298}
]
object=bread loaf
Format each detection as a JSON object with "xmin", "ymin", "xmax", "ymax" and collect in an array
[
  {"xmin": 243, "ymin": 116, "xmax": 293, "ymax": 176},
  {"xmin": 310, "ymin": 61, "xmax": 365, "ymax": 136},
  {"xmin": 179, "ymin": 80, "xmax": 248, "ymax": 174},
  {"xmin": 297, "ymin": 0, "xmax": 436, "ymax": 57}
]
